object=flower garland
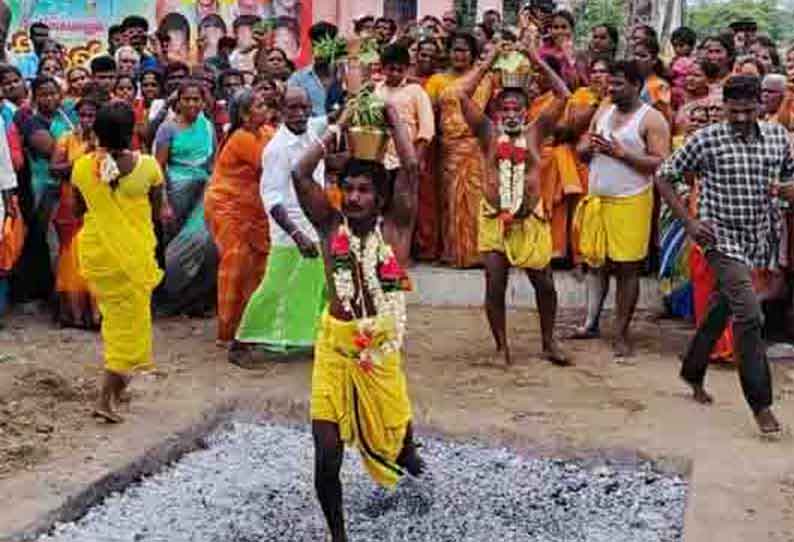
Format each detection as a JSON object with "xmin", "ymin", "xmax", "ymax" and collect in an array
[
  {"xmin": 93, "ymin": 149, "xmax": 121, "ymax": 186},
  {"xmin": 330, "ymin": 218, "xmax": 412, "ymax": 374},
  {"xmin": 495, "ymin": 134, "xmax": 527, "ymax": 227}
]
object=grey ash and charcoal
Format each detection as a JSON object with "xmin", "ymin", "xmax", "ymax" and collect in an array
[{"xmin": 39, "ymin": 422, "xmax": 688, "ymax": 542}]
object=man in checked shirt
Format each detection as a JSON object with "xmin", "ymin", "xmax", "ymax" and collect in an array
[{"xmin": 656, "ymin": 75, "xmax": 794, "ymax": 437}]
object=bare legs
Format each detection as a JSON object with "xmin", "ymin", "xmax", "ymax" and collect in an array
[
  {"xmin": 313, "ymin": 420, "xmax": 423, "ymax": 542},
  {"xmin": 313, "ymin": 421, "xmax": 346, "ymax": 542},
  {"xmin": 93, "ymin": 370, "xmax": 127, "ymax": 423},
  {"xmin": 483, "ymin": 251, "xmax": 568, "ymax": 366},
  {"xmin": 484, "ymin": 252, "xmax": 511, "ymax": 364},
  {"xmin": 570, "ymin": 267, "xmax": 609, "ymax": 339},
  {"xmin": 570, "ymin": 262, "xmax": 642, "ymax": 358},
  {"xmin": 613, "ymin": 262, "xmax": 642, "ymax": 358},
  {"xmin": 526, "ymin": 267, "xmax": 570, "ymax": 365}
]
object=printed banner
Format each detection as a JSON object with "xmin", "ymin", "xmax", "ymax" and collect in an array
[{"xmin": 2, "ymin": 0, "xmax": 313, "ymax": 68}]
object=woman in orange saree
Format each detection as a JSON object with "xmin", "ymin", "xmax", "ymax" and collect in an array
[
  {"xmin": 547, "ymin": 58, "xmax": 609, "ymax": 261},
  {"xmin": 524, "ymin": 56, "xmax": 574, "ymax": 260},
  {"xmin": 425, "ymin": 31, "xmax": 493, "ymax": 268},
  {"xmin": 205, "ymin": 88, "xmax": 273, "ymax": 345},
  {"xmin": 49, "ymin": 96, "xmax": 100, "ymax": 329}
]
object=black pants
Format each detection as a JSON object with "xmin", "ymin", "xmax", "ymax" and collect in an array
[{"xmin": 680, "ymin": 250, "xmax": 772, "ymax": 414}]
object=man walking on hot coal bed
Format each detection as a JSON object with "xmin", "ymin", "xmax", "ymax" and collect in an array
[{"xmin": 291, "ymin": 100, "xmax": 424, "ymax": 541}]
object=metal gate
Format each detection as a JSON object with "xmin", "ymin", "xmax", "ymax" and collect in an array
[
  {"xmin": 454, "ymin": 0, "xmax": 478, "ymax": 28},
  {"xmin": 383, "ymin": 0, "xmax": 418, "ymax": 25}
]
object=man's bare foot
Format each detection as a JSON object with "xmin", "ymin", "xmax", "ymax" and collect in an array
[
  {"xmin": 92, "ymin": 405, "xmax": 124, "ymax": 424},
  {"xmin": 689, "ymin": 384, "xmax": 714, "ymax": 405},
  {"xmin": 566, "ymin": 326, "xmax": 600, "ymax": 340},
  {"xmin": 543, "ymin": 341, "xmax": 573, "ymax": 367},
  {"xmin": 755, "ymin": 408, "xmax": 782, "ymax": 437},
  {"xmin": 613, "ymin": 338, "xmax": 634, "ymax": 360},
  {"xmin": 494, "ymin": 343, "xmax": 512, "ymax": 366},
  {"xmin": 397, "ymin": 442, "xmax": 425, "ymax": 477},
  {"xmin": 228, "ymin": 346, "xmax": 267, "ymax": 369}
]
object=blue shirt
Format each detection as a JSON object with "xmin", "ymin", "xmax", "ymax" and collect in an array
[
  {"xmin": 140, "ymin": 54, "xmax": 160, "ymax": 72},
  {"xmin": 13, "ymin": 51, "xmax": 39, "ymax": 80},
  {"xmin": 287, "ymin": 66, "xmax": 327, "ymax": 117}
]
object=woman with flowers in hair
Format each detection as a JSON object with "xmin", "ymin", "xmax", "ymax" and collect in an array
[{"xmin": 71, "ymin": 101, "xmax": 168, "ymax": 423}]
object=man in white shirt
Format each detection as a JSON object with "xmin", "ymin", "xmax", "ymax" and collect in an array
[
  {"xmin": 0, "ymin": 116, "xmax": 18, "ymax": 322},
  {"xmin": 232, "ymin": 86, "xmax": 328, "ymax": 362}
]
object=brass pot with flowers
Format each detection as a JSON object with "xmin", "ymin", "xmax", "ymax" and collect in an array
[
  {"xmin": 346, "ymin": 86, "xmax": 389, "ymax": 162},
  {"xmin": 493, "ymin": 51, "xmax": 534, "ymax": 89}
]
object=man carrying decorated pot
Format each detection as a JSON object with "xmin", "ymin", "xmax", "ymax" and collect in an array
[
  {"xmin": 374, "ymin": 43, "xmax": 435, "ymax": 263},
  {"xmin": 459, "ymin": 36, "xmax": 571, "ymax": 366},
  {"xmin": 291, "ymin": 98, "xmax": 423, "ymax": 542}
]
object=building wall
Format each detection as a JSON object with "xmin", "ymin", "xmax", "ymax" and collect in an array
[{"xmin": 317, "ymin": 0, "xmax": 469, "ymax": 32}]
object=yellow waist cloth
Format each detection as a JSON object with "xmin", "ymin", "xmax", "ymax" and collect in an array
[
  {"xmin": 573, "ymin": 186, "xmax": 654, "ymax": 267},
  {"xmin": 478, "ymin": 200, "xmax": 552, "ymax": 269},
  {"xmin": 311, "ymin": 311, "xmax": 412, "ymax": 488}
]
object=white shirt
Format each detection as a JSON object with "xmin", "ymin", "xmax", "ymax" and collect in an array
[
  {"xmin": 0, "ymin": 117, "xmax": 18, "ymax": 239},
  {"xmin": 261, "ymin": 117, "xmax": 327, "ymax": 247},
  {"xmin": 588, "ymin": 104, "xmax": 652, "ymax": 197}
]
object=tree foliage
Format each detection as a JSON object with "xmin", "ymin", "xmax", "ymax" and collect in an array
[
  {"xmin": 686, "ymin": 0, "xmax": 794, "ymax": 43},
  {"xmin": 574, "ymin": 0, "xmax": 627, "ymax": 45}
]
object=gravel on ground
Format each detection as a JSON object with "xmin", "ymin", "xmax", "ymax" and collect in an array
[{"xmin": 40, "ymin": 422, "xmax": 688, "ymax": 542}]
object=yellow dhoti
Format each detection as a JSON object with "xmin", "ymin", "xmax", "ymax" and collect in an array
[
  {"xmin": 573, "ymin": 186, "xmax": 654, "ymax": 268},
  {"xmin": 477, "ymin": 201, "xmax": 553, "ymax": 269},
  {"xmin": 311, "ymin": 311, "xmax": 412, "ymax": 488}
]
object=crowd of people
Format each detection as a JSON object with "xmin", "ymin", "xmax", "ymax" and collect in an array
[{"xmin": 2, "ymin": 3, "xmax": 794, "ymax": 539}]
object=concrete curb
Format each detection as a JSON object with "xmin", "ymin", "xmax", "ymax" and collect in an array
[
  {"xmin": 406, "ymin": 265, "xmax": 663, "ymax": 309},
  {"xmin": 5, "ymin": 402, "xmax": 238, "ymax": 542}
]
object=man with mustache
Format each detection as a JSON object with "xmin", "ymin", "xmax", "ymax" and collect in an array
[
  {"xmin": 458, "ymin": 39, "xmax": 571, "ymax": 366},
  {"xmin": 574, "ymin": 60, "xmax": 670, "ymax": 360},
  {"xmin": 656, "ymin": 75, "xmax": 794, "ymax": 437},
  {"xmin": 290, "ymin": 98, "xmax": 423, "ymax": 542}
]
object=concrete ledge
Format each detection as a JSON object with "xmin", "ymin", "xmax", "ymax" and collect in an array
[
  {"xmin": 5, "ymin": 403, "xmax": 238, "ymax": 542},
  {"xmin": 406, "ymin": 265, "xmax": 662, "ymax": 309}
]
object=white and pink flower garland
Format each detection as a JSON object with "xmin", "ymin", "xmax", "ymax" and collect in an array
[
  {"xmin": 495, "ymin": 134, "xmax": 527, "ymax": 228},
  {"xmin": 329, "ymin": 218, "xmax": 412, "ymax": 374}
]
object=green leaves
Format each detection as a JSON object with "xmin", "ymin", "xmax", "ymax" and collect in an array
[
  {"xmin": 348, "ymin": 87, "xmax": 387, "ymax": 129},
  {"xmin": 312, "ymin": 35, "xmax": 348, "ymax": 65},
  {"xmin": 493, "ymin": 51, "xmax": 531, "ymax": 72},
  {"xmin": 357, "ymin": 38, "xmax": 381, "ymax": 66}
]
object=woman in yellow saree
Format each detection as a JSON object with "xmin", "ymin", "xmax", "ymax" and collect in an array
[{"xmin": 71, "ymin": 102, "xmax": 168, "ymax": 423}]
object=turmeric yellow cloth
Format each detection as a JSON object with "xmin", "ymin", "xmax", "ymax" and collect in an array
[
  {"xmin": 478, "ymin": 200, "xmax": 553, "ymax": 269},
  {"xmin": 73, "ymin": 153, "xmax": 164, "ymax": 375},
  {"xmin": 572, "ymin": 185, "xmax": 654, "ymax": 268},
  {"xmin": 311, "ymin": 311, "xmax": 412, "ymax": 488}
]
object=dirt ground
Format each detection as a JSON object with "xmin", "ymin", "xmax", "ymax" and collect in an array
[{"xmin": 1, "ymin": 305, "xmax": 794, "ymax": 541}]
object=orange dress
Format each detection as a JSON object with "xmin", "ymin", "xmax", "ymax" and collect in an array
[
  {"xmin": 52, "ymin": 132, "xmax": 100, "ymax": 328},
  {"xmin": 426, "ymin": 71, "xmax": 493, "ymax": 268},
  {"xmin": 641, "ymin": 74, "xmax": 673, "ymax": 127},
  {"xmin": 529, "ymin": 91, "xmax": 585, "ymax": 259},
  {"xmin": 204, "ymin": 126, "xmax": 273, "ymax": 342}
]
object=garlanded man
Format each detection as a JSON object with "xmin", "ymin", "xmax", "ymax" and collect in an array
[
  {"xmin": 292, "ymin": 102, "xmax": 424, "ymax": 541},
  {"xmin": 460, "ymin": 40, "xmax": 570, "ymax": 366}
]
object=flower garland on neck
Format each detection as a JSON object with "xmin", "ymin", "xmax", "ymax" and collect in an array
[
  {"xmin": 495, "ymin": 134, "xmax": 527, "ymax": 227},
  {"xmin": 330, "ymin": 217, "xmax": 412, "ymax": 373}
]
